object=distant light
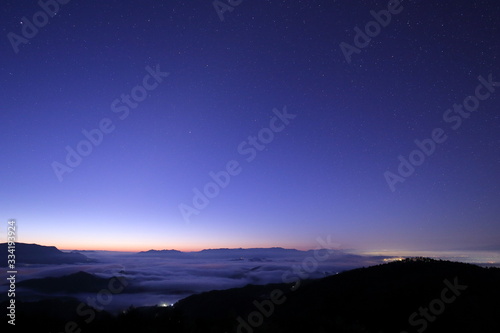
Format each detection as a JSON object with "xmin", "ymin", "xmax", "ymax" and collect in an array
[
  {"xmin": 159, "ymin": 302, "xmax": 174, "ymax": 307},
  {"xmin": 383, "ymin": 257, "xmax": 405, "ymax": 262}
]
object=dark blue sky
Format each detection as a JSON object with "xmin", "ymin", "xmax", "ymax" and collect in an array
[{"xmin": 1, "ymin": 0, "xmax": 499, "ymax": 252}]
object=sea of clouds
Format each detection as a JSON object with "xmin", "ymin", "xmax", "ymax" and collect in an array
[{"xmin": 1, "ymin": 248, "xmax": 389, "ymax": 311}]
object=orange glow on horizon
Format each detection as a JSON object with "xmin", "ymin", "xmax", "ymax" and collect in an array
[
  {"xmin": 57, "ymin": 244, "xmax": 209, "ymax": 253},
  {"xmin": 17, "ymin": 236, "xmax": 341, "ymax": 253},
  {"xmin": 36, "ymin": 241, "xmax": 322, "ymax": 253}
]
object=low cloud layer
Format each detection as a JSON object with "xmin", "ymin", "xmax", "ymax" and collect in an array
[{"xmin": 1, "ymin": 248, "xmax": 389, "ymax": 311}]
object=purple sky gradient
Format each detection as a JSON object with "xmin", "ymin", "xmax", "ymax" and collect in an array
[{"xmin": 1, "ymin": 0, "xmax": 499, "ymax": 253}]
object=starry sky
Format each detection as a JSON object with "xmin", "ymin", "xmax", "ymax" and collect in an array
[{"xmin": 1, "ymin": 0, "xmax": 499, "ymax": 253}]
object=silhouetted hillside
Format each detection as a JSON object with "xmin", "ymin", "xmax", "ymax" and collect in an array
[
  {"xmin": 17, "ymin": 271, "xmax": 116, "ymax": 293},
  {"xmin": 0, "ymin": 242, "xmax": 93, "ymax": 266},
  {"xmin": 173, "ymin": 258, "xmax": 500, "ymax": 332},
  {"xmin": 3, "ymin": 258, "xmax": 499, "ymax": 333}
]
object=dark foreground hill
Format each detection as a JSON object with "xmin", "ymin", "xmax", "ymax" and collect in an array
[
  {"xmin": 0, "ymin": 242, "xmax": 93, "ymax": 266},
  {"xmin": 17, "ymin": 271, "xmax": 118, "ymax": 293},
  {"xmin": 3, "ymin": 258, "xmax": 499, "ymax": 333}
]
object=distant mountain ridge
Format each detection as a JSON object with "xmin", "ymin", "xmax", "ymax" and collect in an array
[
  {"xmin": 138, "ymin": 247, "xmax": 300, "ymax": 254},
  {"xmin": 137, "ymin": 249, "xmax": 186, "ymax": 258},
  {"xmin": 0, "ymin": 243, "xmax": 94, "ymax": 266},
  {"xmin": 137, "ymin": 247, "xmax": 332, "ymax": 260}
]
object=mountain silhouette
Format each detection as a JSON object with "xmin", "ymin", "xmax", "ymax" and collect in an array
[
  {"xmin": 0, "ymin": 242, "xmax": 93, "ymax": 266},
  {"xmin": 137, "ymin": 247, "xmax": 345, "ymax": 261}
]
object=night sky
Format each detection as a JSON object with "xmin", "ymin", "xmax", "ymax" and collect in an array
[{"xmin": 1, "ymin": 0, "xmax": 499, "ymax": 253}]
